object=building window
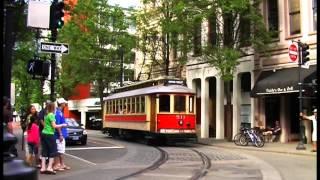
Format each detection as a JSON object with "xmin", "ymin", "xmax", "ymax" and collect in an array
[
  {"xmin": 208, "ymin": 12, "xmax": 218, "ymax": 47},
  {"xmin": 159, "ymin": 95, "xmax": 170, "ymax": 112},
  {"xmin": 288, "ymin": 0, "xmax": 301, "ymax": 35},
  {"xmin": 239, "ymin": 12, "xmax": 251, "ymax": 47},
  {"xmin": 313, "ymin": 0, "xmax": 317, "ymax": 31},
  {"xmin": 267, "ymin": 0, "xmax": 279, "ymax": 38},
  {"xmin": 193, "ymin": 20, "xmax": 202, "ymax": 56},
  {"xmin": 174, "ymin": 95, "xmax": 186, "ymax": 112}
]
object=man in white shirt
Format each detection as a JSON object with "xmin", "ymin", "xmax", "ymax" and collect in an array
[{"xmin": 300, "ymin": 109, "xmax": 317, "ymax": 152}]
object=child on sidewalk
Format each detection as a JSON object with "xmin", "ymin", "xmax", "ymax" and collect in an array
[{"xmin": 26, "ymin": 116, "xmax": 41, "ymax": 167}]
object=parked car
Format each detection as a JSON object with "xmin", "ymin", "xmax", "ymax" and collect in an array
[
  {"xmin": 91, "ymin": 118, "xmax": 102, "ymax": 130},
  {"xmin": 89, "ymin": 116, "xmax": 102, "ymax": 130},
  {"xmin": 65, "ymin": 118, "xmax": 87, "ymax": 145}
]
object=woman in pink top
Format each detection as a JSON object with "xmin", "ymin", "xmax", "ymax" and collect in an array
[{"xmin": 26, "ymin": 116, "xmax": 40, "ymax": 167}]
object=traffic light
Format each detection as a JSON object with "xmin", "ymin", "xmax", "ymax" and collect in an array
[
  {"xmin": 300, "ymin": 43, "xmax": 310, "ymax": 65},
  {"xmin": 50, "ymin": 0, "xmax": 65, "ymax": 29}
]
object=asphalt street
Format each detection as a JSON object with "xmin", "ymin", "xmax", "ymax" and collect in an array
[{"xmin": 10, "ymin": 128, "xmax": 316, "ymax": 180}]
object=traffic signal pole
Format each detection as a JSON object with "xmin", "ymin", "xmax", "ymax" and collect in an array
[
  {"xmin": 50, "ymin": 29, "xmax": 57, "ymax": 101},
  {"xmin": 296, "ymin": 41, "xmax": 306, "ymax": 150}
]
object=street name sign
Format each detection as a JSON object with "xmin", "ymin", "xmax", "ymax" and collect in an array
[
  {"xmin": 288, "ymin": 43, "xmax": 298, "ymax": 62},
  {"xmin": 40, "ymin": 42, "xmax": 69, "ymax": 54}
]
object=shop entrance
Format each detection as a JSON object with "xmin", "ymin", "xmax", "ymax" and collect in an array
[{"xmin": 265, "ymin": 96, "xmax": 280, "ymax": 128}]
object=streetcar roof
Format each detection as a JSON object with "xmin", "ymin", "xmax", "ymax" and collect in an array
[{"xmin": 104, "ymin": 85, "xmax": 195, "ymax": 100}]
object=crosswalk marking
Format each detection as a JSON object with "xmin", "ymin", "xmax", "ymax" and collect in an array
[{"xmin": 66, "ymin": 146, "xmax": 124, "ymax": 151}]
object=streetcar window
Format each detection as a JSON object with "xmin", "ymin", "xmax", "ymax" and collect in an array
[
  {"xmin": 141, "ymin": 96, "xmax": 145, "ymax": 113},
  {"xmin": 113, "ymin": 100, "xmax": 117, "ymax": 113},
  {"xmin": 159, "ymin": 95, "xmax": 170, "ymax": 112},
  {"xmin": 189, "ymin": 96, "xmax": 194, "ymax": 113},
  {"xmin": 118, "ymin": 99, "xmax": 121, "ymax": 114},
  {"xmin": 123, "ymin": 99, "xmax": 127, "ymax": 114},
  {"xmin": 127, "ymin": 98, "xmax": 131, "ymax": 113},
  {"xmin": 106, "ymin": 101, "xmax": 109, "ymax": 114},
  {"xmin": 132, "ymin": 97, "xmax": 136, "ymax": 113},
  {"xmin": 174, "ymin": 95, "xmax": 186, "ymax": 112}
]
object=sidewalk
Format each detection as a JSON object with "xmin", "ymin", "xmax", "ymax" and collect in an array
[{"xmin": 198, "ymin": 138, "xmax": 316, "ymax": 157}]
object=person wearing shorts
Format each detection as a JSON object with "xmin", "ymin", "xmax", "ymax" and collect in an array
[
  {"xmin": 53, "ymin": 98, "xmax": 71, "ymax": 171},
  {"xmin": 40, "ymin": 102, "xmax": 67, "ymax": 174}
]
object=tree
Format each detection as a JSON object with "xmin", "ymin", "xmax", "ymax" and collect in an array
[
  {"xmin": 200, "ymin": 0, "xmax": 273, "ymax": 140},
  {"xmin": 135, "ymin": 0, "xmax": 202, "ymax": 79},
  {"xmin": 58, "ymin": 0, "xmax": 136, "ymax": 117},
  {"xmin": 9, "ymin": 1, "xmax": 48, "ymax": 112}
]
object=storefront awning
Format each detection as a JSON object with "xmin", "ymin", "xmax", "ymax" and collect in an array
[{"xmin": 251, "ymin": 66, "xmax": 316, "ymax": 97}]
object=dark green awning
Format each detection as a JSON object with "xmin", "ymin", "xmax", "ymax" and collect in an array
[{"xmin": 251, "ymin": 66, "xmax": 316, "ymax": 97}]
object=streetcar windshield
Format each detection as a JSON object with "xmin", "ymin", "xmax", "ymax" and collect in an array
[
  {"xmin": 159, "ymin": 95, "xmax": 170, "ymax": 112},
  {"xmin": 174, "ymin": 95, "xmax": 186, "ymax": 112}
]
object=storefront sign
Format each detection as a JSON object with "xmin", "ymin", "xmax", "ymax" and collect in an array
[{"xmin": 265, "ymin": 86, "xmax": 295, "ymax": 94}]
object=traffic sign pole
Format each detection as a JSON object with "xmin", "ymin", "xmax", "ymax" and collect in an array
[
  {"xmin": 50, "ymin": 29, "xmax": 57, "ymax": 101},
  {"xmin": 296, "ymin": 40, "xmax": 306, "ymax": 150}
]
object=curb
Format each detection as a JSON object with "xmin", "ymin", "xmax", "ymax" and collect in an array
[{"xmin": 198, "ymin": 142, "xmax": 316, "ymax": 157}]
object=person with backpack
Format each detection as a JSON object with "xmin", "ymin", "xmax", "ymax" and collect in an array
[{"xmin": 26, "ymin": 116, "xmax": 40, "ymax": 167}]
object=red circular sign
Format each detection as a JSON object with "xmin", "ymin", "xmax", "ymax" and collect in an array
[{"xmin": 289, "ymin": 44, "xmax": 298, "ymax": 62}]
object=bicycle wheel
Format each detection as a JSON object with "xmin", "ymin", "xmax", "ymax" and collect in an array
[
  {"xmin": 233, "ymin": 133, "xmax": 242, "ymax": 146},
  {"xmin": 254, "ymin": 134, "xmax": 265, "ymax": 147},
  {"xmin": 239, "ymin": 134, "xmax": 248, "ymax": 146}
]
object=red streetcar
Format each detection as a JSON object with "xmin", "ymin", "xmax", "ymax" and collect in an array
[{"xmin": 102, "ymin": 77, "xmax": 197, "ymax": 143}]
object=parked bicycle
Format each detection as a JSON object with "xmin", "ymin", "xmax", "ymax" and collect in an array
[{"xmin": 233, "ymin": 127, "xmax": 265, "ymax": 147}]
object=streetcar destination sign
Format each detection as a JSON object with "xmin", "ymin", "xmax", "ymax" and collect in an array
[{"xmin": 40, "ymin": 42, "xmax": 69, "ymax": 54}]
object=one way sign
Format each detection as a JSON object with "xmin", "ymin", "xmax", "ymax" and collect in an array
[{"xmin": 40, "ymin": 42, "xmax": 69, "ymax": 54}]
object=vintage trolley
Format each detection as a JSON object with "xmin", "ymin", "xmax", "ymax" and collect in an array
[{"xmin": 102, "ymin": 77, "xmax": 197, "ymax": 142}]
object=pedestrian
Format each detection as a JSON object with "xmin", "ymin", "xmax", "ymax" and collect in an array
[
  {"xmin": 38, "ymin": 100, "xmax": 51, "ymax": 167},
  {"xmin": 3, "ymin": 96, "xmax": 18, "ymax": 157},
  {"xmin": 300, "ymin": 109, "xmax": 317, "ymax": 152},
  {"xmin": 53, "ymin": 98, "xmax": 71, "ymax": 171},
  {"xmin": 26, "ymin": 116, "xmax": 40, "ymax": 167},
  {"xmin": 40, "ymin": 102, "xmax": 67, "ymax": 174},
  {"xmin": 22, "ymin": 105, "xmax": 39, "ymax": 159},
  {"xmin": 3, "ymin": 96, "xmax": 13, "ymax": 133},
  {"xmin": 262, "ymin": 121, "xmax": 281, "ymax": 142}
]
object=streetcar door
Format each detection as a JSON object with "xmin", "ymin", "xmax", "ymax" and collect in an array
[{"xmin": 150, "ymin": 95, "xmax": 156, "ymax": 132}]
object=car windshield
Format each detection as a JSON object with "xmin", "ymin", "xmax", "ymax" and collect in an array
[{"xmin": 66, "ymin": 119, "xmax": 79, "ymax": 127}]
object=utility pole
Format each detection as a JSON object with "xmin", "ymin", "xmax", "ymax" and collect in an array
[{"xmin": 50, "ymin": 29, "xmax": 57, "ymax": 101}]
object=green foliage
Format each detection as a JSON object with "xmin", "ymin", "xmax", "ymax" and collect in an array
[
  {"xmin": 10, "ymin": 2, "xmax": 47, "ymax": 112},
  {"xmin": 58, "ymin": 0, "xmax": 136, "ymax": 100},
  {"xmin": 203, "ymin": 46, "xmax": 240, "ymax": 81}
]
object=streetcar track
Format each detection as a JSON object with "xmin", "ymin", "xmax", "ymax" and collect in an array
[
  {"xmin": 190, "ymin": 149, "xmax": 211, "ymax": 180},
  {"xmin": 115, "ymin": 147, "xmax": 168, "ymax": 180}
]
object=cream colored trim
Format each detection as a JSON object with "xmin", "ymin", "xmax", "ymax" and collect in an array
[{"xmin": 170, "ymin": 94, "xmax": 174, "ymax": 113}]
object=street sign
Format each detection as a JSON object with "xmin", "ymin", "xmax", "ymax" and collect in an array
[
  {"xmin": 40, "ymin": 42, "xmax": 69, "ymax": 54},
  {"xmin": 288, "ymin": 43, "xmax": 298, "ymax": 62}
]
